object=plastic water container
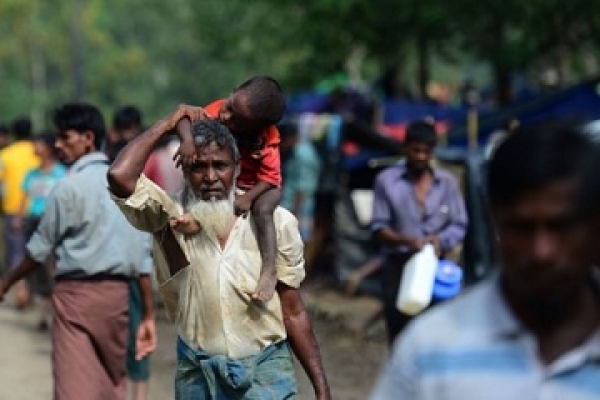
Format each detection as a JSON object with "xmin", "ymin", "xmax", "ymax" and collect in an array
[
  {"xmin": 395, "ymin": 244, "xmax": 438, "ymax": 315},
  {"xmin": 432, "ymin": 260, "xmax": 463, "ymax": 301}
]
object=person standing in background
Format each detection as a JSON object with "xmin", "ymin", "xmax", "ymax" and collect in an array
[
  {"xmin": 143, "ymin": 135, "xmax": 185, "ymax": 195},
  {"xmin": 107, "ymin": 106, "xmax": 144, "ymax": 161},
  {"xmin": 105, "ymin": 106, "xmax": 143, "ymax": 159},
  {"xmin": 279, "ymin": 122, "xmax": 322, "ymax": 242},
  {"xmin": 0, "ymin": 124, "xmax": 11, "ymax": 151},
  {"xmin": 109, "ymin": 105, "xmax": 154, "ymax": 400},
  {"xmin": 16, "ymin": 132, "xmax": 67, "ymax": 329},
  {"xmin": 371, "ymin": 123, "xmax": 600, "ymax": 400},
  {"xmin": 113, "ymin": 106, "xmax": 143, "ymax": 143},
  {"xmin": 371, "ymin": 120, "xmax": 468, "ymax": 345},
  {"xmin": 0, "ymin": 117, "xmax": 40, "ymax": 308},
  {"xmin": 0, "ymin": 103, "xmax": 155, "ymax": 400}
]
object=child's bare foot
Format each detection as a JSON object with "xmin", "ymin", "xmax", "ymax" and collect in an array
[
  {"xmin": 170, "ymin": 214, "xmax": 202, "ymax": 236},
  {"xmin": 252, "ymin": 266, "xmax": 277, "ymax": 303}
]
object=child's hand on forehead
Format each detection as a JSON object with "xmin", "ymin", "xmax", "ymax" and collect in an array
[
  {"xmin": 172, "ymin": 104, "xmax": 208, "ymax": 169},
  {"xmin": 173, "ymin": 139, "xmax": 196, "ymax": 169}
]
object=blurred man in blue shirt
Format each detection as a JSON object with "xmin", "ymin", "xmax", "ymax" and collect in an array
[{"xmin": 280, "ymin": 123, "xmax": 322, "ymax": 242}]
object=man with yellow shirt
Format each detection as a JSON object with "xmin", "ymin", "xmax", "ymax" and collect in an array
[{"xmin": 0, "ymin": 117, "xmax": 40, "ymax": 307}]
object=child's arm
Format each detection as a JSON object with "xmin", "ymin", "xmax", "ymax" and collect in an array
[{"xmin": 173, "ymin": 106, "xmax": 209, "ymax": 169}]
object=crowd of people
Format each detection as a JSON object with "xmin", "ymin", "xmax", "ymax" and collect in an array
[
  {"xmin": 0, "ymin": 76, "xmax": 331, "ymax": 400},
  {"xmin": 0, "ymin": 74, "xmax": 599, "ymax": 400}
]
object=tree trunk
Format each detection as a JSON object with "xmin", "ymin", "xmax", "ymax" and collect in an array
[
  {"xmin": 415, "ymin": 0, "xmax": 430, "ymax": 100},
  {"xmin": 29, "ymin": 3, "xmax": 46, "ymax": 130},
  {"xmin": 494, "ymin": 62, "xmax": 512, "ymax": 106},
  {"xmin": 71, "ymin": 0, "xmax": 85, "ymax": 101},
  {"xmin": 29, "ymin": 41, "xmax": 46, "ymax": 130},
  {"xmin": 417, "ymin": 35, "xmax": 430, "ymax": 100}
]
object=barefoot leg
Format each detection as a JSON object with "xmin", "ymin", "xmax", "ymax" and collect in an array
[
  {"xmin": 251, "ymin": 188, "xmax": 281, "ymax": 302},
  {"xmin": 252, "ymin": 264, "xmax": 278, "ymax": 302}
]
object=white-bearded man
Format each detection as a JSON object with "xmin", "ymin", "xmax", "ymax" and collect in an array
[{"xmin": 107, "ymin": 106, "xmax": 331, "ymax": 400}]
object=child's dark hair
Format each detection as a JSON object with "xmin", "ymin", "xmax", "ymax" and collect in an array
[{"xmin": 234, "ymin": 76, "xmax": 286, "ymax": 126}]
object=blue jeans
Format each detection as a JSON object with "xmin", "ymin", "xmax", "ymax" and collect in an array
[{"xmin": 175, "ymin": 337, "xmax": 297, "ymax": 400}]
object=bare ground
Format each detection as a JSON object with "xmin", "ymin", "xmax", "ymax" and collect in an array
[{"xmin": 0, "ymin": 286, "xmax": 388, "ymax": 400}]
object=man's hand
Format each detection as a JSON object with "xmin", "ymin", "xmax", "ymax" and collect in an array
[
  {"xmin": 136, "ymin": 318, "xmax": 157, "ymax": 360},
  {"xmin": 173, "ymin": 136, "xmax": 197, "ymax": 169},
  {"xmin": 426, "ymin": 235, "xmax": 442, "ymax": 256},
  {"xmin": 407, "ymin": 237, "xmax": 426, "ymax": 253},
  {"xmin": 170, "ymin": 104, "xmax": 208, "ymax": 169},
  {"xmin": 234, "ymin": 192, "xmax": 253, "ymax": 216}
]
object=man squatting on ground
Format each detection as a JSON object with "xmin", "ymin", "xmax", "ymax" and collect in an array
[{"xmin": 107, "ymin": 106, "xmax": 332, "ymax": 399}]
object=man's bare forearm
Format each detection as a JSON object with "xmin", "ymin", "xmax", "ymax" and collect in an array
[
  {"xmin": 376, "ymin": 227, "xmax": 416, "ymax": 247},
  {"xmin": 138, "ymin": 274, "xmax": 155, "ymax": 321},
  {"xmin": 108, "ymin": 117, "xmax": 172, "ymax": 198},
  {"xmin": 278, "ymin": 283, "xmax": 331, "ymax": 399}
]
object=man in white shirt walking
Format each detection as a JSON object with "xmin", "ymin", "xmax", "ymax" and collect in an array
[{"xmin": 108, "ymin": 107, "xmax": 331, "ymax": 400}]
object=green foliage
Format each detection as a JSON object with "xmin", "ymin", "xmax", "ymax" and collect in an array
[{"xmin": 1, "ymin": 0, "xmax": 600, "ymax": 129}]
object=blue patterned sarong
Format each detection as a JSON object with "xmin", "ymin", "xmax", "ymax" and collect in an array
[{"xmin": 175, "ymin": 337, "xmax": 298, "ymax": 399}]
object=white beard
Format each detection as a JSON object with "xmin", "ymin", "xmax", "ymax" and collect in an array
[{"xmin": 186, "ymin": 189, "xmax": 235, "ymax": 238}]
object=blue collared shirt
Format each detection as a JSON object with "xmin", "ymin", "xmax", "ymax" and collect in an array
[
  {"xmin": 371, "ymin": 162, "xmax": 468, "ymax": 254},
  {"xmin": 371, "ymin": 273, "xmax": 600, "ymax": 400},
  {"xmin": 26, "ymin": 152, "xmax": 151, "ymax": 278}
]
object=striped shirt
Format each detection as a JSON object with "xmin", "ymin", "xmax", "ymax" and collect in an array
[{"xmin": 370, "ymin": 274, "xmax": 600, "ymax": 400}]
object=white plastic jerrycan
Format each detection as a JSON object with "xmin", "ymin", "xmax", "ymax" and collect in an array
[{"xmin": 396, "ymin": 243, "xmax": 438, "ymax": 315}]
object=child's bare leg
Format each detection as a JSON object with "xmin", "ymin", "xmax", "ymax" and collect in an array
[{"xmin": 251, "ymin": 188, "xmax": 281, "ymax": 302}]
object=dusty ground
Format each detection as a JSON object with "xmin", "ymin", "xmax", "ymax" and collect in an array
[{"xmin": 0, "ymin": 285, "xmax": 388, "ymax": 400}]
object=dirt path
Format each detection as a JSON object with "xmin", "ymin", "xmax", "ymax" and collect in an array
[{"xmin": 0, "ymin": 289, "xmax": 387, "ymax": 400}]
